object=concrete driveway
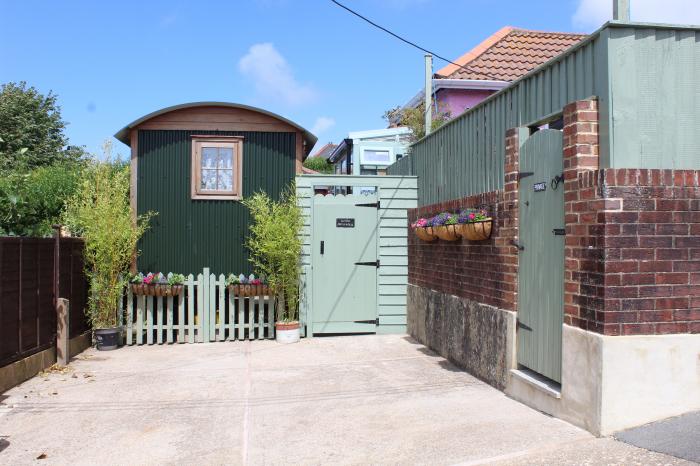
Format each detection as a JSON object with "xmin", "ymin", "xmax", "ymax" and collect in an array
[{"xmin": 0, "ymin": 335, "xmax": 691, "ymax": 465}]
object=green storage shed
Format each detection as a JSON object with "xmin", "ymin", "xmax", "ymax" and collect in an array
[{"xmin": 114, "ymin": 102, "xmax": 317, "ymax": 275}]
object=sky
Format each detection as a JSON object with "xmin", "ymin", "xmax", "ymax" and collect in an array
[{"xmin": 1, "ymin": 0, "xmax": 699, "ymax": 157}]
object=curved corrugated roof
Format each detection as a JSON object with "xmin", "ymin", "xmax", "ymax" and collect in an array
[{"xmin": 113, "ymin": 101, "xmax": 317, "ymax": 153}]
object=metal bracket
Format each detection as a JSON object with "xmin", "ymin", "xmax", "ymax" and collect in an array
[
  {"xmin": 354, "ymin": 260, "xmax": 380, "ymax": 268},
  {"xmin": 551, "ymin": 173, "xmax": 565, "ymax": 190},
  {"xmin": 510, "ymin": 240, "xmax": 525, "ymax": 251},
  {"xmin": 354, "ymin": 318, "xmax": 379, "ymax": 325},
  {"xmin": 517, "ymin": 319, "xmax": 533, "ymax": 331},
  {"xmin": 356, "ymin": 201, "xmax": 380, "ymax": 208}
]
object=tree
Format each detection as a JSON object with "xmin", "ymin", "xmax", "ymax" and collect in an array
[
  {"xmin": 383, "ymin": 102, "xmax": 451, "ymax": 141},
  {"xmin": 303, "ymin": 156, "xmax": 334, "ymax": 174},
  {"xmin": 0, "ymin": 81, "xmax": 83, "ymax": 169}
]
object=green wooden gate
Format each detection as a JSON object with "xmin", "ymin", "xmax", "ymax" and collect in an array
[
  {"xmin": 297, "ymin": 175, "xmax": 418, "ymax": 336},
  {"xmin": 311, "ymin": 194, "xmax": 379, "ymax": 334},
  {"xmin": 517, "ymin": 129, "xmax": 565, "ymax": 382}
]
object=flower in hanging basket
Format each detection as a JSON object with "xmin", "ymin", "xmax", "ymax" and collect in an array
[
  {"xmin": 432, "ymin": 212, "xmax": 459, "ymax": 241},
  {"xmin": 456, "ymin": 209, "xmax": 493, "ymax": 240},
  {"xmin": 411, "ymin": 218, "xmax": 429, "ymax": 228}
]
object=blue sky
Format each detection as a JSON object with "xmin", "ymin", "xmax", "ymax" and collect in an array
[{"xmin": 1, "ymin": 0, "xmax": 698, "ymax": 157}]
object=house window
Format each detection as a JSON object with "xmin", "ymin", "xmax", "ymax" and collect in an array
[
  {"xmin": 360, "ymin": 148, "xmax": 392, "ymax": 165},
  {"xmin": 191, "ymin": 136, "xmax": 243, "ymax": 200}
]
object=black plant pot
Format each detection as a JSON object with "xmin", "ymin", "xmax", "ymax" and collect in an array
[{"xmin": 95, "ymin": 327, "xmax": 122, "ymax": 351}]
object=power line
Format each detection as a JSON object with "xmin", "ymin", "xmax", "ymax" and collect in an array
[{"xmin": 329, "ymin": 0, "xmax": 503, "ymax": 81}]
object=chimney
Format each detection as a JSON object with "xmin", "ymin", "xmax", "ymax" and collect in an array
[{"xmin": 613, "ymin": 0, "xmax": 630, "ymax": 21}]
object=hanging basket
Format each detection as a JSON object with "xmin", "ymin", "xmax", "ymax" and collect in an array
[
  {"xmin": 130, "ymin": 283, "xmax": 183, "ymax": 297},
  {"xmin": 228, "ymin": 284, "xmax": 270, "ymax": 297},
  {"xmin": 456, "ymin": 218, "xmax": 493, "ymax": 241},
  {"xmin": 434, "ymin": 225, "xmax": 460, "ymax": 241},
  {"xmin": 414, "ymin": 227, "xmax": 437, "ymax": 242}
]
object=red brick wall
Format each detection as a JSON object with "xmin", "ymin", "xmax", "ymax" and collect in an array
[
  {"xmin": 407, "ymin": 190, "xmax": 518, "ymax": 311},
  {"xmin": 565, "ymin": 168, "xmax": 700, "ymax": 336}
]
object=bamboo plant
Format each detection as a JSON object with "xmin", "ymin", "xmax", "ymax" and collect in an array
[
  {"xmin": 63, "ymin": 148, "xmax": 154, "ymax": 329},
  {"xmin": 242, "ymin": 184, "xmax": 303, "ymax": 322}
]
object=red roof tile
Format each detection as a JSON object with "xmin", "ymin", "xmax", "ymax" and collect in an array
[{"xmin": 436, "ymin": 27, "xmax": 586, "ymax": 82}]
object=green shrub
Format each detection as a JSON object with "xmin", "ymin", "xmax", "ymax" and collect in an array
[
  {"xmin": 63, "ymin": 157, "xmax": 154, "ymax": 329},
  {"xmin": 242, "ymin": 184, "xmax": 303, "ymax": 322},
  {"xmin": 0, "ymin": 162, "xmax": 83, "ymax": 236},
  {"xmin": 303, "ymin": 156, "xmax": 334, "ymax": 174}
]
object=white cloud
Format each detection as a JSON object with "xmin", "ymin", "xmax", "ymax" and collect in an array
[
  {"xmin": 311, "ymin": 117, "xmax": 335, "ymax": 135},
  {"xmin": 573, "ymin": 0, "xmax": 700, "ymax": 30},
  {"xmin": 238, "ymin": 43, "xmax": 317, "ymax": 106}
]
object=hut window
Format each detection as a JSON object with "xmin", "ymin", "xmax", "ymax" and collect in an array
[{"xmin": 191, "ymin": 136, "xmax": 243, "ymax": 200}]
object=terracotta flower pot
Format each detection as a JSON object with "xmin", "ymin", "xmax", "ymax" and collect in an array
[
  {"xmin": 434, "ymin": 224, "xmax": 459, "ymax": 241},
  {"xmin": 456, "ymin": 218, "xmax": 493, "ymax": 241},
  {"xmin": 414, "ymin": 227, "xmax": 437, "ymax": 242},
  {"xmin": 276, "ymin": 321, "xmax": 300, "ymax": 344}
]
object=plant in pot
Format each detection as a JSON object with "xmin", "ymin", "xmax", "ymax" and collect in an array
[
  {"xmin": 411, "ymin": 217, "xmax": 437, "ymax": 242},
  {"xmin": 456, "ymin": 209, "xmax": 493, "ymax": 241},
  {"xmin": 432, "ymin": 212, "xmax": 460, "ymax": 241},
  {"xmin": 242, "ymin": 184, "xmax": 303, "ymax": 343},
  {"xmin": 130, "ymin": 272, "xmax": 185, "ymax": 296},
  {"xmin": 226, "ymin": 273, "xmax": 269, "ymax": 297},
  {"xmin": 63, "ymin": 152, "xmax": 154, "ymax": 350}
]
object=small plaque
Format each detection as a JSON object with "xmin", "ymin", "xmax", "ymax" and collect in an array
[
  {"xmin": 533, "ymin": 182, "xmax": 547, "ymax": 192},
  {"xmin": 336, "ymin": 218, "xmax": 355, "ymax": 228}
]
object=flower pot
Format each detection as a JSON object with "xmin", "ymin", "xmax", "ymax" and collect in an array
[
  {"xmin": 414, "ymin": 227, "xmax": 437, "ymax": 242},
  {"xmin": 95, "ymin": 327, "xmax": 122, "ymax": 351},
  {"xmin": 131, "ymin": 283, "xmax": 184, "ymax": 296},
  {"xmin": 457, "ymin": 218, "xmax": 493, "ymax": 241},
  {"xmin": 275, "ymin": 321, "xmax": 300, "ymax": 344},
  {"xmin": 434, "ymin": 224, "xmax": 459, "ymax": 241},
  {"xmin": 229, "ymin": 284, "xmax": 270, "ymax": 296}
]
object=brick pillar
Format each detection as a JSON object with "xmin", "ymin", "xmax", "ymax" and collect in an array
[
  {"xmin": 562, "ymin": 98, "xmax": 602, "ymax": 331},
  {"xmin": 501, "ymin": 127, "xmax": 528, "ymax": 311}
]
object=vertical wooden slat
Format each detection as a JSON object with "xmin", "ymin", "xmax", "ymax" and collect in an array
[
  {"xmin": 268, "ymin": 295, "xmax": 275, "ymax": 339},
  {"xmin": 238, "ymin": 295, "xmax": 244, "ymax": 340},
  {"xmin": 126, "ymin": 290, "xmax": 133, "ymax": 345},
  {"xmin": 208, "ymin": 272, "xmax": 215, "ymax": 342},
  {"xmin": 197, "ymin": 272, "xmax": 205, "ymax": 343},
  {"xmin": 188, "ymin": 275, "xmax": 195, "ymax": 343},
  {"xmin": 146, "ymin": 296, "xmax": 154, "ymax": 345},
  {"xmin": 166, "ymin": 295, "xmax": 174, "ymax": 343},
  {"xmin": 228, "ymin": 288, "xmax": 235, "ymax": 340},
  {"xmin": 136, "ymin": 295, "xmax": 144, "ymax": 345},
  {"xmin": 218, "ymin": 274, "xmax": 225, "ymax": 341},
  {"xmin": 248, "ymin": 297, "xmax": 254, "ymax": 340},
  {"xmin": 257, "ymin": 296, "xmax": 263, "ymax": 339},
  {"xmin": 178, "ymin": 290, "xmax": 184, "ymax": 343},
  {"xmin": 156, "ymin": 296, "xmax": 164, "ymax": 344}
]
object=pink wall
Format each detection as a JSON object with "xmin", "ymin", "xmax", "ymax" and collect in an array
[{"xmin": 436, "ymin": 88, "xmax": 496, "ymax": 119}]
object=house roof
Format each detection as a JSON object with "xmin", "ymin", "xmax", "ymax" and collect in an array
[
  {"xmin": 435, "ymin": 26, "xmax": 586, "ymax": 81},
  {"xmin": 310, "ymin": 142, "xmax": 338, "ymax": 160},
  {"xmin": 114, "ymin": 101, "xmax": 318, "ymax": 155}
]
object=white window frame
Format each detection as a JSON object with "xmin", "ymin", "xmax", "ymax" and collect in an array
[{"xmin": 359, "ymin": 146, "xmax": 394, "ymax": 166}]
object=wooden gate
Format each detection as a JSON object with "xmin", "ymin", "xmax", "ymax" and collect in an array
[
  {"xmin": 311, "ymin": 193, "xmax": 379, "ymax": 334},
  {"xmin": 123, "ymin": 269, "xmax": 274, "ymax": 345},
  {"xmin": 516, "ymin": 129, "xmax": 565, "ymax": 382}
]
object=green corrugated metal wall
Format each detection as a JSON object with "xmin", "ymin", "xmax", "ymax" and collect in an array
[
  {"xmin": 136, "ymin": 130, "xmax": 296, "ymax": 275},
  {"xmin": 388, "ymin": 29, "xmax": 609, "ymax": 206}
]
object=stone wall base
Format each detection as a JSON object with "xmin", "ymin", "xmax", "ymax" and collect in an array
[
  {"xmin": 0, "ymin": 331, "xmax": 92, "ymax": 395},
  {"xmin": 506, "ymin": 325, "xmax": 700, "ymax": 436},
  {"xmin": 407, "ymin": 284, "xmax": 516, "ymax": 389}
]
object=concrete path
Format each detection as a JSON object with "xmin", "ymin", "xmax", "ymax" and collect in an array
[{"xmin": 0, "ymin": 335, "xmax": 691, "ymax": 465}]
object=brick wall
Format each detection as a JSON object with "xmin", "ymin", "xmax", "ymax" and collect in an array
[
  {"xmin": 407, "ymin": 190, "xmax": 518, "ymax": 311},
  {"xmin": 565, "ymin": 168, "xmax": 700, "ymax": 336}
]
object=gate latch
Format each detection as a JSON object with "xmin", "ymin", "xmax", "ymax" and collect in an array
[
  {"xmin": 518, "ymin": 171, "xmax": 534, "ymax": 180},
  {"xmin": 355, "ymin": 260, "xmax": 380, "ymax": 268},
  {"xmin": 354, "ymin": 318, "xmax": 379, "ymax": 325}
]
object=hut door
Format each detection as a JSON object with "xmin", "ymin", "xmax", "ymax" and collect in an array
[
  {"xmin": 517, "ymin": 129, "xmax": 565, "ymax": 383},
  {"xmin": 311, "ymin": 194, "xmax": 378, "ymax": 334}
]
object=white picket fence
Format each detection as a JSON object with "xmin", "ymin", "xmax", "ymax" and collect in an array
[{"xmin": 123, "ymin": 268, "xmax": 275, "ymax": 345}]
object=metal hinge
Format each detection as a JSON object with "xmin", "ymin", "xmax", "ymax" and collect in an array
[
  {"xmin": 354, "ymin": 318, "xmax": 379, "ymax": 325},
  {"xmin": 356, "ymin": 201, "xmax": 380, "ymax": 208},
  {"xmin": 354, "ymin": 260, "xmax": 380, "ymax": 268},
  {"xmin": 518, "ymin": 171, "xmax": 534, "ymax": 180},
  {"xmin": 517, "ymin": 319, "xmax": 533, "ymax": 331}
]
